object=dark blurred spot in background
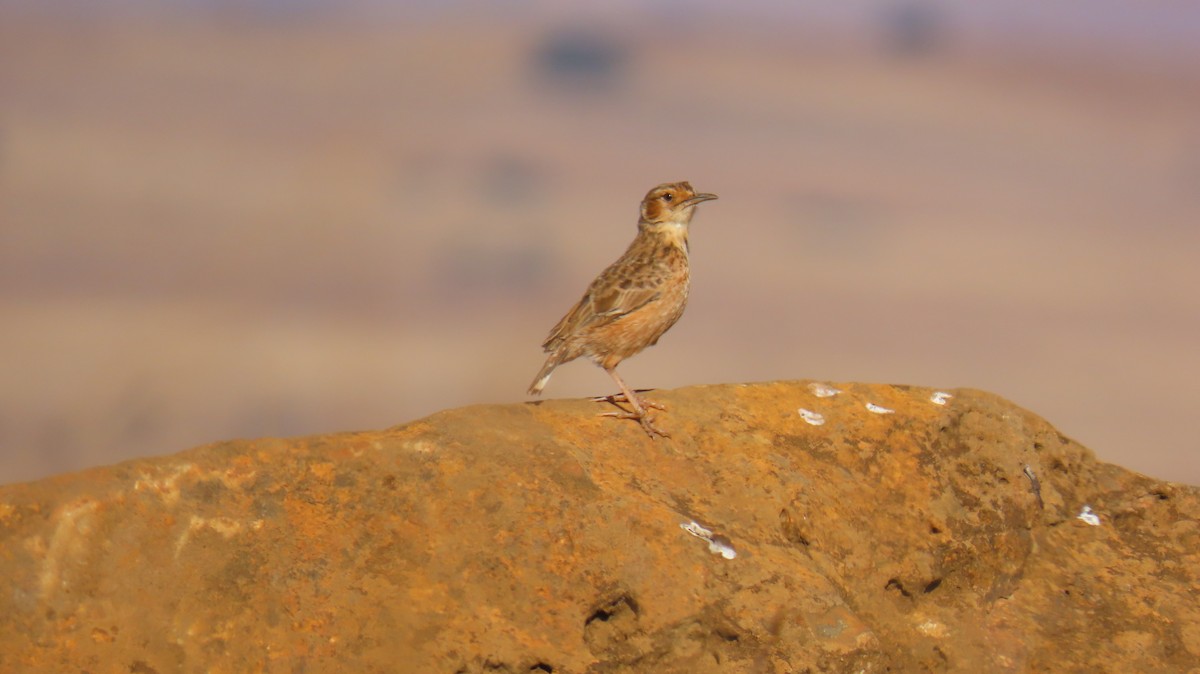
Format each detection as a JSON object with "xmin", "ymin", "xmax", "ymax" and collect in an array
[
  {"xmin": 533, "ymin": 27, "xmax": 629, "ymax": 94},
  {"xmin": 879, "ymin": 2, "xmax": 946, "ymax": 57}
]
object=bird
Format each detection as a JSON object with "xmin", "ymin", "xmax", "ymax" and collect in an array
[{"xmin": 528, "ymin": 181, "xmax": 718, "ymax": 437}]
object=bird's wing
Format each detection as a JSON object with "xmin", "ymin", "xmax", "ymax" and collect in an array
[
  {"xmin": 588, "ymin": 283, "xmax": 661, "ymax": 321},
  {"xmin": 540, "ymin": 252, "xmax": 666, "ymax": 351}
]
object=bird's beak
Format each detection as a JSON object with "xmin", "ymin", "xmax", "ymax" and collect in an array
[{"xmin": 681, "ymin": 193, "xmax": 718, "ymax": 208}]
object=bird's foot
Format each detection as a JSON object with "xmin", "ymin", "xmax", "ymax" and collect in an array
[
  {"xmin": 598, "ymin": 408, "xmax": 670, "ymax": 438},
  {"xmin": 590, "ymin": 392, "xmax": 667, "ymax": 411}
]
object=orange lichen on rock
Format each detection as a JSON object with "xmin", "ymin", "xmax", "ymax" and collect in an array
[{"xmin": 0, "ymin": 381, "xmax": 1197, "ymax": 672}]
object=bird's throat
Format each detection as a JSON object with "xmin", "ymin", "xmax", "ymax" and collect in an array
[{"xmin": 643, "ymin": 221, "xmax": 690, "ymax": 255}]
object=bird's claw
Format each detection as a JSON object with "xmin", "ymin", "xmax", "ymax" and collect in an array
[
  {"xmin": 590, "ymin": 393, "xmax": 667, "ymax": 411},
  {"xmin": 597, "ymin": 409, "xmax": 670, "ymax": 438}
]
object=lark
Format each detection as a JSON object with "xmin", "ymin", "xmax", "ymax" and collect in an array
[{"xmin": 528, "ymin": 181, "xmax": 718, "ymax": 437}]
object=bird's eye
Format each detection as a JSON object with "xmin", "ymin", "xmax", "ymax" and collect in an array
[{"xmin": 662, "ymin": 193, "xmax": 674, "ymax": 202}]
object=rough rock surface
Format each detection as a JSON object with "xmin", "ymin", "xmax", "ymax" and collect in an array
[{"xmin": 1, "ymin": 381, "xmax": 1198, "ymax": 673}]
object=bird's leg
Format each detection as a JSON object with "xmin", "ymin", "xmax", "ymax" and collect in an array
[
  {"xmin": 590, "ymin": 368, "xmax": 666, "ymax": 411},
  {"xmin": 598, "ymin": 366, "xmax": 650, "ymax": 415},
  {"xmin": 597, "ymin": 366, "xmax": 669, "ymax": 438}
]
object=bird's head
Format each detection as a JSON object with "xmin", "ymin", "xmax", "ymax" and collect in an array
[{"xmin": 639, "ymin": 181, "xmax": 718, "ymax": 227}]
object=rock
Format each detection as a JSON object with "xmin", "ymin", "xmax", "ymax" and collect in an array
[{"xmin": 1, "ymin": 381, "xmax": 1197, "ymax": 673}]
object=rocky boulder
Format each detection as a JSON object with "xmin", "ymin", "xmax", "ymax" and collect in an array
[{"xmin": 1, "ymin": 381, "xmax": 1197, "ymax": 672}]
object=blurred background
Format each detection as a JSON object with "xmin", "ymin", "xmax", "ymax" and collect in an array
[{"xmin": 1, "ymin": 1, "xmax": 1198, "ymax": 486}]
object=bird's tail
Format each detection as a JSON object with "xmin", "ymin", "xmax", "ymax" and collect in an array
[{"xmin": 528, "ymin": 354, "xmax": 562, "ymax": 396}]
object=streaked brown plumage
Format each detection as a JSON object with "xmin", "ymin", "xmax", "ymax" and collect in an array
[{"xmin": 528, "ymin": 181, "xmax": 718, "ymax": 437}]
